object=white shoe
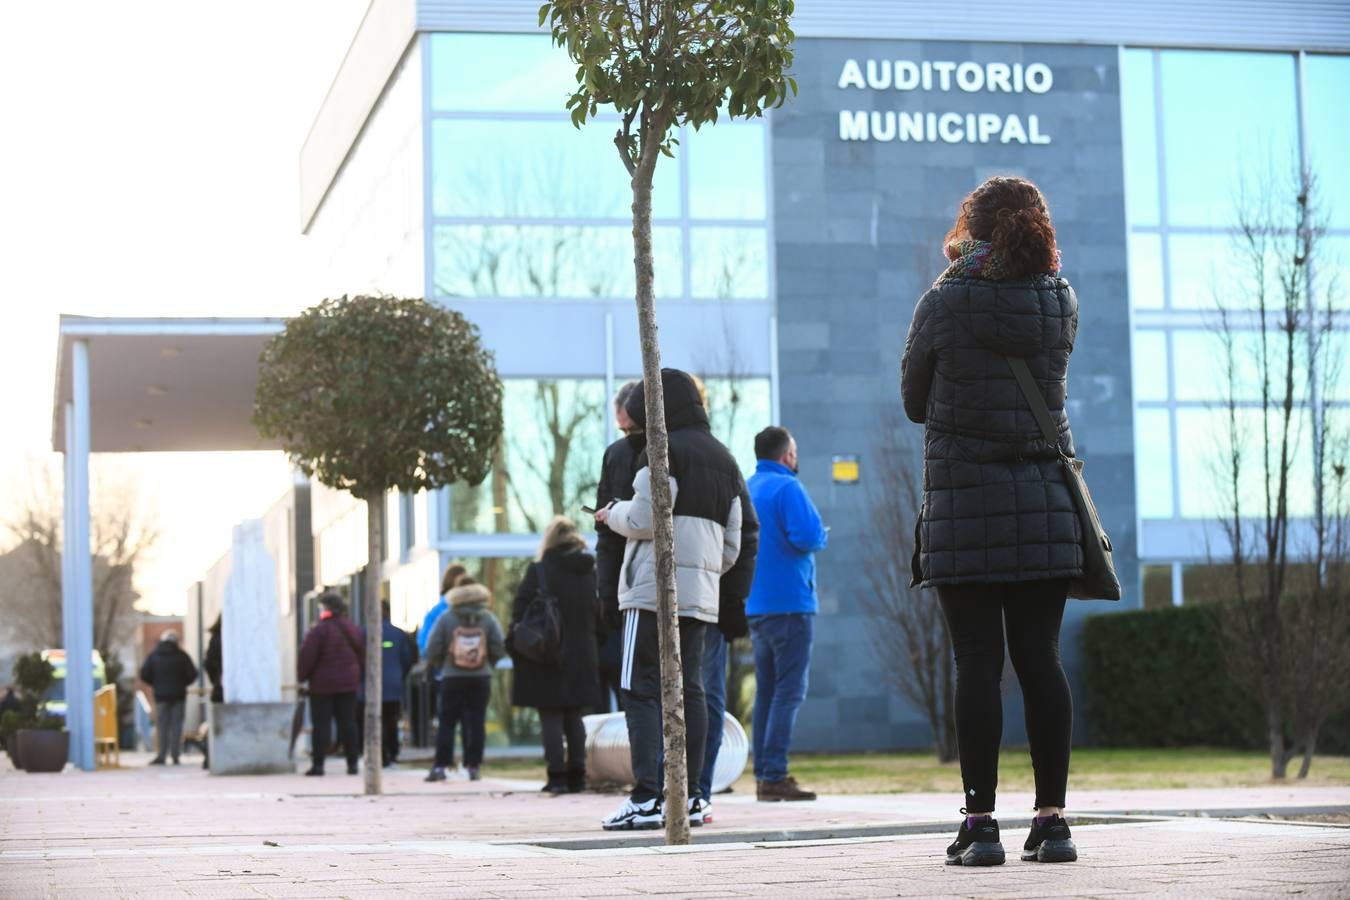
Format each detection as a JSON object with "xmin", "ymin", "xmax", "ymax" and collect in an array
[
  {"xmin": 602, "ymin": 797, "xmax": 663, "ymax": 831},
  {"xmin": 688, "ymin": 796, "xmax": 706, "ymax": 827},
  {"xmin": 700, "ymin": 797, "xmax": 712, "ymax": 825}
]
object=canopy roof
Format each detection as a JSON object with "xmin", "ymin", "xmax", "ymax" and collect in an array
[{"xmin": 52, "ymin": 316, "xmax": 285, "ymax": 453}]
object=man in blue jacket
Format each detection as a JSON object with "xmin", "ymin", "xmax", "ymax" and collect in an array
[{"xmin": 747, "ymin": 426, "xmax": 828, "ymax": 801}]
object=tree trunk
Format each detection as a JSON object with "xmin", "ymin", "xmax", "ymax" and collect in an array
[
  {"xmin": 364, "ymin": 491, "xmax": 383, "ymax": 796},
  {"xmin": 1297, "ymin": 727, "xmax": 1318, "ymax": 779},
  {"xmin": 632, "ymin": 157, "xmax": 689, "ymax": 846},
  {"xmin": 1268, "ymin": 707, "xmax": 1289, "ymax": 779}
]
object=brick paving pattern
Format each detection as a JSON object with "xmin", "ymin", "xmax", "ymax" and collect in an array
[{"xmin": 2, "ymin": 755, "xmax": 1348, "ymax": 898}]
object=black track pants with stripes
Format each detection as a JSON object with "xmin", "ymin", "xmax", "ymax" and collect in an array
[{"xmin": 620, "ymin": 609, "xmax": 708, "ymax": 803}]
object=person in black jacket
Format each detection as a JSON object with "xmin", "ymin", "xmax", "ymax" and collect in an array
[
  {"xmin": 902, "ymin": 175, "xmax": 1080, "ymax": 867},
  {"xmin": 595, "ymin": 368, "xmax": 757, "ymax": 831},
  {"xmin": 594, "ymin": 379, "xmax": 644, "ymax": 711},
  {"xmin": 510, "ymin": 516, "xmax": 604, "ymax": 794},
  {"xmin": 204, "ymin": 615, "xmax": 223, "ymax": 704},
  {"xmin": 139, "ymin": 631, "xmax": 199, "ymax": 766}
]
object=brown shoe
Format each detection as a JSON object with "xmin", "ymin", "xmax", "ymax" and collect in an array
[{"xmin": 757, "ymin": 776, "xmax": 816, "ymax": 801}]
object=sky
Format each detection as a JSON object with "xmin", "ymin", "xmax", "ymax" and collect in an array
[{"xmin": 0, "ymin": 1, "xmax": 370, "ymax": 615}]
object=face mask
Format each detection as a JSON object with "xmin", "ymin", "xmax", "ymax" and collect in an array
[{"xmin": 319, "ymin": 609, "xmax": 333, "ymax": 620}]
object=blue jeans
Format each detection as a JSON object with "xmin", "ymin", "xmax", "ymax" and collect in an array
[
  {"xmin": 699, "ymin": 628, "xmax": 728, "ymax": 802},
  {"xmin": 750, "ymin": 613, "xmax": 814, "ymax": 783}
]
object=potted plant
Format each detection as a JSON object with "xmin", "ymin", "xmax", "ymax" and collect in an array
[{"xmin": 4, "ymin": 653, "xmax": 67, "ymax": 773}]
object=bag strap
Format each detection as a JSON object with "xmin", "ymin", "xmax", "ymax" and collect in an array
[
  {"xmin": 535, "ymin": 559, "xmax": 550, "ymax": 595},
  {"xmin": 1004, "ymin": 356, "xmax": 1064, "ymax": 453}
]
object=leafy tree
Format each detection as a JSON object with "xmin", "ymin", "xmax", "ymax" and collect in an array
[
  {"xmin": 542, "ymin": 0, "xmax": 796, "ymax": 844},
  {"xmin": 254, "ymin": 295, "xmax": 502, "ymax": 795}
]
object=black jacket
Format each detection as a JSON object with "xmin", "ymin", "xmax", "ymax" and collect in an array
[
  {"xmin": 623, "ymin": 370, "xmax": 758, "ymax": 637},
  {"xmin": 510, "ymin": 548, "xmax": 603, "ymax": 709},
  {"xmin": 139, "ymin": 641, "xmax": 199, "ymax": 702},
  {"xmin": 901, "ymin": 274, "xmax": 1084, "ymax": 587},
  {"xmin": 595, "ymin": 432, "xmax": 645, "ymax": 632},
  {"xmin": 204, "ymin": 624, "xmax": 223, "ymax": 703}
]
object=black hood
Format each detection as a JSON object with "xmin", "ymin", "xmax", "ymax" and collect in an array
[
  {"xmin": 545, "ymin": 546, "xmax": 596, "ymax": 573},
  {"xmin": 625, "ymin": 369, "xmax": 708, "ymax": 431}
]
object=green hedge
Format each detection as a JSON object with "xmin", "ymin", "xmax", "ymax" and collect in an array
[
  {"xmin": 1081, "ymin": 605, "xmax": 1264, "ymax": 748},
  {"xmin": 1081, "ymin": 604, "xmax": 1350, "ymax": 752}
]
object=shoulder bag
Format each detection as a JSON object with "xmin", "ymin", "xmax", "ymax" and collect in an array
[
  {"xmin": 510, "ymin": 562, "xmax": 563, "ymax": 664},
  {"xmin": 1005, "ymin": 356, "xmax": 1121, "ymax": 601}
]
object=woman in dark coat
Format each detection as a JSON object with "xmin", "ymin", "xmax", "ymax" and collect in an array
[
  {"xmin": 901, "ymin": 176, "xmax": 1080, "ymax": 867},
  {"xmin": 510, "ymin": 516, "xmax": 604, "ymax": 793},
  {"xmin": 297, "ymin": 592, "xmax": 365, "ymax": 776}
]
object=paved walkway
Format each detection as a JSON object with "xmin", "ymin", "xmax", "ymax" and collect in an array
[{"xmin": 2, "ymin": 753, "xmax": 1348, "ymax": 898}]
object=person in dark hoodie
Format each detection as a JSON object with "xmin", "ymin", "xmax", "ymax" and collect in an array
[
  {"xmin": 594, "ymin": 368, "xmax": 757, "ymax": 831},
  {"xmin": 139, "ymin": 630, "xmax": 198, "ymax": 765},
  {"xmin": 297, "ymin": 592, "xmax": 365, "ymax": 776},
  {"xmin": 424, "ymin": 577, "xmax": 505, "ymax": 782},
  {"xmin": 510, "ymin": 516, "xmax": 603, "ymax": 794},
  {"xmin": 358, "ymin": 601, "xmax": 415, "ymax": 768},
  {"xmin": 902, "ymin": 175, "xmax": 1080, "ymax": 867},
  {"xmin": 204, "ymin": 615, "xmax": 223, "ymax": 704},
  {"xmin": 594, "ymin": 379, "xmax": 644, "ymax": 711}
]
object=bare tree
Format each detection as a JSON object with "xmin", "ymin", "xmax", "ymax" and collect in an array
[
  {"xmin": 1, "ymin": 459, "xmax": 158, "ymax": 666},
  {"xmin": 1211, "ymin": 164, "xmax": 1350, "ymax": 778},
  {"xmin": 860, "ymin": 405, "xmax": 958, "ymax": 761}
]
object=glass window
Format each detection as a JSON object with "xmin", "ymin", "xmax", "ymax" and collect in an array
[
  {"xmin": 1326, "ymin": 331, "xmax": 1349, "ymax": 403},
  {"xmin": 1316, "ymin": 235, "xmax": 1350, "ymax": 313},
  {"xmin": 1132, "ymin": 330, "xmax": 1168, "ymax": 402},
  {"xmin": 450, "ymin": 380, "xmax": 608, "ymax": 534},
  {"xmin": 687, "ymin": 123, "xmax": 767, "ymax": 220},
  {"xmin": 433, "ymin": 224, "xmax": 684, "ymax": 299},
  {"xmin": 1304, "ymin": 55, "xmax": 1350, "ymax": 231},
  {"xmin": 1168, "ymin": 234, "xmax": 1284, "ymax": 311},
  {"xmin": 431, "ymin": 119, "xmax": 679, "ymax": 220},
  {"xmin": 429, "ymin": 34, "xmax": 577, "ymax": 113},
  {"xmin": 1120, "ymin": 48, "xmax": 1160, "ymax": 227},
  {"xmin": 1141, "ymin": 564, "xmax": 1174, "ymax": 610},
  {"xmin": 1128, "ymin": 232, "xmax": 1165, "ymax": 310},
  {"xmin": 1175, "ymin": 408, "xmax": 1315, "ymax": 519},
  {"xmin": 690, "ymin": 227, "xmax": 769, "ymax": 299},
  {"xmin": 1172, "ymin": 329, "xmax": 1306, "ymax": 404},
  {"xmin": 1134, "ymin": 408, "xmax": 1173, "ymax": 518},
  {"xmin": 1158, "ymin": 51, "xmax": 1298, "ymax": 229},
  {"xmin": 702, "ymin": 377, "xmax": 772, "ymax": 477}
]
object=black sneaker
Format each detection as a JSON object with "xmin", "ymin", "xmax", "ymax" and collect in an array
[
  {"xmin": 945, "ymin": 816, "xmax": 1005, "ymax": 866},
  {"xmin": 1022, "ymin": 815, "xmax": 1078, "ymax": 863},
  {"xmin": 424, "ymin": 767, "xmax": 447, "ymax": 783}
]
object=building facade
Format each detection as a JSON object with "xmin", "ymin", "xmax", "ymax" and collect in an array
[{"xmin": 297, "ymin": 0, "xmax": 1349, "ymax": 750}]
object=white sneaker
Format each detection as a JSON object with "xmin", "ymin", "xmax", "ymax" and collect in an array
[
  {"xmin": 688, "ymin": 796, "xmax": 706, "ymax": 827},
  {"xmin": 601, "ymin": 797, "xmax": 663, "ymax": 831},
  {"xmin": 700, "ymin": 797, "xmax": 712, "ymax": 825}
]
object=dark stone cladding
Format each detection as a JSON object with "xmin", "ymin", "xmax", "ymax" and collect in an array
[{"xmin": 772, "ymin": 38, "xmax": 1139, "ymax": 752}]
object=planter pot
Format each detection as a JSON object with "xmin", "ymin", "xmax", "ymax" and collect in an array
[
  {"xmin": 16, "ymin": 729, "xmax": 68, "ymax": 773},
  {"xmin": 4, "ymin": 740, "xmax": 23, "ymax": 770}
]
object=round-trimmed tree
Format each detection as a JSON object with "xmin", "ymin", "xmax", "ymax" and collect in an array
[{"xmin": 254, "ymin": 295, "xmax": 502, "ymax": 795}]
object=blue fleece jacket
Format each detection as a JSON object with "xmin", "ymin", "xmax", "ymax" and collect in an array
[
  {"xmin": 418, "ymin": 599, "xmax": 447, "ymax": 655},
  {"xmin": 746, "ymin": 460, "xmax": 828, "ymax": 615}
]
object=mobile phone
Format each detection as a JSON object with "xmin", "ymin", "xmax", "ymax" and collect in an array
[{"xmin": 581, "ymin": 505, "xmax": 597, "ymax": 515}]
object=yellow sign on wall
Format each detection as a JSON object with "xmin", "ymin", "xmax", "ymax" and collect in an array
[{"xmin": 832, "ymin": 455, "xmax": 860, "ymax": 484}]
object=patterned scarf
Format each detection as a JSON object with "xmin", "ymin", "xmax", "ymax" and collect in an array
[{"xmin": 937, "ymin": 239, "xmax": 1062, "ymax": 283}]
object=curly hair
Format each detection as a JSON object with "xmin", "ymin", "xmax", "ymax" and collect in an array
[{"xmin": 944, "ymin": 176, "xmax": 1058, "ymax": 278}]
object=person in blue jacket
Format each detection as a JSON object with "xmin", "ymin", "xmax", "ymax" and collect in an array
[
  {"xmin": 359, "ymin": 600, "xmax": 416, "ymax": 767},
  {"xmin": 746, "ymin": 426, "xmax": 828, "ymax": 802}
]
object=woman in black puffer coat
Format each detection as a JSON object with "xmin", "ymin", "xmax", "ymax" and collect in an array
[
  {"xmin": 510, "ymin": 516, "xmax": 604, "ymax": 794},
  {"xmin": 901, "ymin": 176, "xmax": 1080, "ymax": 867}
]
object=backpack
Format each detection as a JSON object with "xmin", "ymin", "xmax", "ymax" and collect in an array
[
  {"xmin": 510, "ymin": 562, "xmax": 562, "ymax": 664},
  {"xmin": 450, "ymin": 616, "xmax": 487, "ymax": 669}
]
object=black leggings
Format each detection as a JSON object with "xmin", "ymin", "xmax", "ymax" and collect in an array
[{"xmin": 937, "ymin": 579, "xmax": 1072, "ymax": 812}]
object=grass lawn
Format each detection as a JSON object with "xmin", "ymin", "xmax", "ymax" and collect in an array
[{"xmin": 479, "ymin": 748, "xmax": 1350, "ymax": 794}]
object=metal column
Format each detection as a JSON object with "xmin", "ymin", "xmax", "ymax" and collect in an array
[{"xmin": 61, "ymin": 339, "xmax": 95, "ymax": 771}]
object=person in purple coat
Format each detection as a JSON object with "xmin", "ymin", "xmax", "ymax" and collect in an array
[{"xmin": 297, "ymin": 592, "xmax": 365, "ymax": 776}]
